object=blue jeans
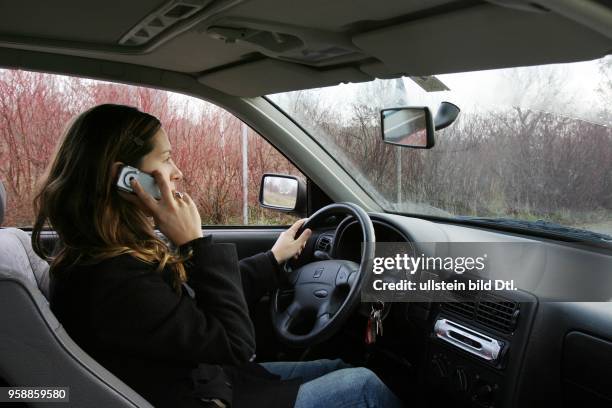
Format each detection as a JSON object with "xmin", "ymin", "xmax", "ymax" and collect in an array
[{"xmin": 259, "ymin": 359, "xmax": 404, "ymax": 408}]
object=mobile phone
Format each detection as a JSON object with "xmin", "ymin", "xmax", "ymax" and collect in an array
[{"xmin": 116, "ymin": 165, "xmax": 162, "ymax": 200}]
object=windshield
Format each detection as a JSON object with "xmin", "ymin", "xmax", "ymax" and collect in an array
[{"xmin": 267, "ymin": 56, "xmax": 612, "ymax": 239}]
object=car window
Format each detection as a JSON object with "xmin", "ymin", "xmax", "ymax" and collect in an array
[
  {"xmin": 0, "ymin": 68, "xmax": 303, "ymax": 228},
  {"xmin": 268, "ymin": 56, "xmax": 612, "ymax": 239}
]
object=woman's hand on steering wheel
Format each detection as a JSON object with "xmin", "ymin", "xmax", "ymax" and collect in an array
[{"xmin": 271, "ymin": 218, "xmax": 312, "ymax": 264}]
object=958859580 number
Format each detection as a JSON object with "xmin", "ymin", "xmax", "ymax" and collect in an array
[{"xmin": 0, "ymin": 387, "xmax": 69, "ymax": 402}]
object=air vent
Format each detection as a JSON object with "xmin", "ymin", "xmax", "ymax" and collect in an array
[
  {"xmin": 443, "ymin": 301, "xmax": 476, "ymax": 320},
  {"xmin": 135, "ymin": 29, "xmax": 150, "ymax": 39},
  {"xmin": 119, "ymin": 0, "xmax": 212, "ymax": 46},
  {"xmin": 150, "ymin": 18, "xmax": 164, "ymax": 28},
  {"xmin": 476, "ymin": 294, "xmax": 520, "ymax": 333},
  {"xmin": 164, "ymin": 4, "xmax": 197, "ymax": 18},
  {"xmin": 315, "ymin": 234, "xmax": 333, "ymax": 253},
  {"xmin": 441, "ymin": 291, "xmax": 519, "ymax": 334}
]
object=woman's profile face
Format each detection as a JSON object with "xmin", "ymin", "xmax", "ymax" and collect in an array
[
  {"xmin": 114, "ymin": 127, "xmax": 183, "ymax": 216},
  {"xmin": 138, "ymin": 128, "xmax": 183, "ymax": 192}
]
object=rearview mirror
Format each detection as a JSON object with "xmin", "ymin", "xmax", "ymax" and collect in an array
[
  {"xmin": 381, "ymin": 107, "xmax": 434, "ymax": 148},
  {"xmin": 259, "ymin": 173, "xmax": 307, "ymax": 215}
]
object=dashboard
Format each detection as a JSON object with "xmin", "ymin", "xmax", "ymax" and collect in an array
[
  {"xmin": 330, "ymin": 217, "xmax": 410, "ymax": 263},
  {"xmin": 306, "ymin": 212, "xmax": 612, "ymax": 408}
]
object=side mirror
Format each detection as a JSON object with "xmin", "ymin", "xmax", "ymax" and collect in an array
[
  {"xmin": 258, "ymin": 173, "xmax": 307, "ymax": 216},
  {"xmin": 381, "ymin": 107, "xmax": 434, "ymax": 149}
]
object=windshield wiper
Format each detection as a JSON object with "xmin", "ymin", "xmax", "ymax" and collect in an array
[{"xmin": 455, "ymin": 216, "xmax": 612, "ymax": 244}]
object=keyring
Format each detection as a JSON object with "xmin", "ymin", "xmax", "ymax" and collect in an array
[{"xmin": 174, "ymin": 191, "xmax": 184, "ymax": 200}]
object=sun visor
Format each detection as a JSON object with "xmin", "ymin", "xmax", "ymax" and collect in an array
[
  {"xmin": 197, "ymin": 59, "xmax": 372, "ymax": 96},
  {"xmin": 352, "ymin": 4, "xmax": 612, "ymax": 76}
]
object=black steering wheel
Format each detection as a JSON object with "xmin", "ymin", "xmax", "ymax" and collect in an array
[{"xmin": 270, "ymin": 202, "xmax": 375, "ymax": 347}]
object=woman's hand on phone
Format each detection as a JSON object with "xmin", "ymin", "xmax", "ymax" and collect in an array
[
  {"xmin": 271, "ymin": 218, "xmax": 312, "ymax": 264},
  {"xmin": 130, "ymin": 169, "xmax": 203, "ymax": 247}
]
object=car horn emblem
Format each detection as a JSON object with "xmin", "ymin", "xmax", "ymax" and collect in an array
[{"xmin": 314, "ymin": 267, "xmax": 324, "ymax": 279}]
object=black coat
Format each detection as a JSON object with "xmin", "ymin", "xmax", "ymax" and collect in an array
[{"xmin": 49, "ymin": 235, "xmax": 302, "ymax": 408}]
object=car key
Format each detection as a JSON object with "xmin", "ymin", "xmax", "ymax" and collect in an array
[
  {"xmin": 365, "ymin": 308, "xmax": 377, "ymax": 344},
  {"xmin": 373, "ymin": 301, "xmax": 384, "ymax": 337},
  {"xmin": 376, "ymin": 310, "xmax": 383, "ymax": 337},
  {"xmin": 366, "ymin": 302, "xmax": 384, "ymax": 344}
]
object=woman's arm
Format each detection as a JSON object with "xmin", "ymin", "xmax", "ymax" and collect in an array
[
  {"xmin": 195, "ymin": 219, "xmax": 312, "ymax": 307},
  {"xmin": 182, "ymin": 218, "xmax": 311, "ymax": 307},
  {"xmin": 182, "ymin": 235, "xmax": 285, "ymax": 308},
  {"xmin": 91, "ymin": 238, "xmax": 255, "ymax": 366},
  {"xmin": 237, "ymin": 250, "xmax": 284, "ymax": 306}
]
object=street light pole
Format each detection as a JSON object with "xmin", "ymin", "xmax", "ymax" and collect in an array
[{"xmin": 242, "ymin": 123, "xmax": 248, "ymax": 225}]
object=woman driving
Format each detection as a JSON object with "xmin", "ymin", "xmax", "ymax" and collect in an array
[{"xmin": 32, "ymin": 104, "xmax": 403, "ymax": 408}]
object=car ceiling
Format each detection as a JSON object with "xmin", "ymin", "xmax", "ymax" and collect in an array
[{"xmin": 0, "ymin": 0, "xmax": 611, "ymax": 97}]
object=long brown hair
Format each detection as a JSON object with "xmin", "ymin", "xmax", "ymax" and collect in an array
[{"xmin": 32, "ymin": 104, "xmax": 188, "ymax": 294}]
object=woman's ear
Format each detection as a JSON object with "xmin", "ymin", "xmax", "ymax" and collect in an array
[{"xmin": 111, "ymin": 161, "xmax": 125, "ymax": 182}]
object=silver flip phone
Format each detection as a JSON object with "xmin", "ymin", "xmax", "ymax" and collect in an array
[{"xmin": 116, "ymin": 165, "xmax": 162, "ymax": 200}]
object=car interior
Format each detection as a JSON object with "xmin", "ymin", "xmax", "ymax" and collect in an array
[{"xmin": 0, "ymin": 1, "xmax": 611, "ymax": 407}]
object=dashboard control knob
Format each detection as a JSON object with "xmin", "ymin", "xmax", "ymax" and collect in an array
[{"xmin": 472, "ymin": 382, "xmax": 494, "ymax": 406}]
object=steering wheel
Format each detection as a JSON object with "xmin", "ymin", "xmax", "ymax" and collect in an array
[{"xmin": 270, "ymin": 202, "xmax": 375, "ymax": 347}]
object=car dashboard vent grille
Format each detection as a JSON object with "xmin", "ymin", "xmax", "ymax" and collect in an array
[
  {"xmin": 441, "ymin": 291, "xmax": 519, "ymax": 334},
  {"xmin": 443, "ymin": 299, "xmax": 477, "ymax": 320}
]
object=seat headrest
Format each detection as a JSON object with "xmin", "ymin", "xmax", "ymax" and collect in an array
[
  {"xmin": 0, "ymin": 227, "xmax": 50, "ymax": 299},
  {"xmin": 0, "ymin": 180, "xmax": 6, "ymax": 226}
]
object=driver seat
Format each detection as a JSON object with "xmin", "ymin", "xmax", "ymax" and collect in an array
[{"xmin": 0, "ymin": 180, "xmax": 153, "ymax": 407}]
